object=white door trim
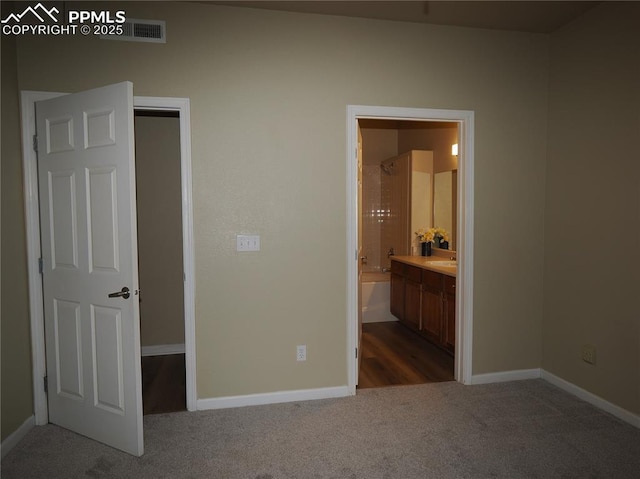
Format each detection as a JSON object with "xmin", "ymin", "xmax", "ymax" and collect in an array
[
  {"xmin": 21, "ymin": 90, "xmax": 62, "ymax": 425},
  {"xmin": 21, "ymin": 91, "xmax": 197, "ymax": 425},
  {"xmin": 346, "ymin": 105, "xmax": 475, "ymax": 392},
  {"xmin": 132, "ymin": 96, "xmax": 197, "ymax": 412}
]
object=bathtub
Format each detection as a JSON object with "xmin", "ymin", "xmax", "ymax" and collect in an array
[{"xmin": 361, "ymin": 271, "xmax": 397, "ymax": 323}]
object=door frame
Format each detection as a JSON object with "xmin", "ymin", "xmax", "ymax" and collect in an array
[
  {"xmin": 346, "ymin": 105, "xmax": 475, "ymax": 392},
  {"xmin": 21, "ymin": 91, "xmax": 197, "ymax": 425}
]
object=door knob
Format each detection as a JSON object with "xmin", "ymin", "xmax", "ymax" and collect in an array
[{"xmin": 108, "ymin": 287, "xmax": 130, "ymax": 299}]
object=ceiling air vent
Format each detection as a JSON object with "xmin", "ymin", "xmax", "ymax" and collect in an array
[{"xmin": 101, "ymin": 19, "xmax": 166, "ymax": 43}]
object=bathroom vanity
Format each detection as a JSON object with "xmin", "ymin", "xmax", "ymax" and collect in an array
[{"xmin": 390, "ymin": 256, "xmax": 456, "ymax": 355}]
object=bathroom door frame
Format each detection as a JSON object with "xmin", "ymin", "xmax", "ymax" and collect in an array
[
  {"xmin": 346, "ymin": 105, "xmax": 475, "ymax": 392},
  {"xmin": 21, "ymin": 90, "xmax": 197, "ymax": 425}
]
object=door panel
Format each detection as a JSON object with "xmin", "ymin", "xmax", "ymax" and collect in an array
[
  {"xmin": 53, "ymin": 299, "xmax": 83, "ymax": 399},
  {"xmin": 37, "ymin": 81, "xmax": 143, "ymax": 456},
  {"xmin": 46, "ymin": 116, "xmax": 74, "ymax": 153},
  {"xmin": 91, "ymin": 304, "xmax": 124, "ymax": 413},
  {"xmin": 49, "ymin": 170, "xmax": 79, "ymax": 269},
  {"xmin": 87, "ymin": 167, "xmax": 119, "ymax": 272}
]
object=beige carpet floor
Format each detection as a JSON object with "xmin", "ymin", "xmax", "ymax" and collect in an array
[{"xmin": 2, "ymin": 379, "xmax": 639, "ymax": 478}]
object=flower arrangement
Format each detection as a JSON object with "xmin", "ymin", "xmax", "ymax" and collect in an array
[{"xmin": 415, "ymin": 227, "xmax": 449, "ymax": 244}]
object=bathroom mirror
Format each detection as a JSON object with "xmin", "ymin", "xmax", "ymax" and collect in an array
[{"xmin": 433, "ymin": 169, "xmax": 457, "ymax": 250}]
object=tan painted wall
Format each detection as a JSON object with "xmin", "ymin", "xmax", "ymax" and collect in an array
[
  {"xmin": 543, "ymin": 2, "xmax": 640, "ymax": 414},
  {"xmin": 361, "ymin": 128, "xmax": 398, "ymax": 165},
  {"xmin": 1, "ymin": 34, "xmax": 34, "ymax": 441},
  {"xmin": 398, "ymin": 126, "xmax": 459, "ymax": 173},
  {"xmin": 135, "ymin": 115, "xmax": 185, "ymax": 347},
  {"xmin": 11, "ymin": 1, "xmax": 550, "ymax": 400}
]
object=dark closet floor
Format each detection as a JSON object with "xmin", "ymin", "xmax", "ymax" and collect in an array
[
  {"xmin": 358, "ymin": 321, "xmax": 454, "ymax": 389},
  {"xmin": 141, "ymin": 354, "xmax": 187, "ymax": 415}
]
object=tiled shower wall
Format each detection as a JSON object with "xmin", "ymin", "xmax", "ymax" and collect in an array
[
  {"xmin": 362, "ymin": 154, "xmax": 410, "ymax": 272},
  {"xmin": 380, "ymin": 155, "xmax": 410, "ymax": 271},
  {"xmin": 361, "ymin": 164, "xmax": 383, "ymax": 272}
]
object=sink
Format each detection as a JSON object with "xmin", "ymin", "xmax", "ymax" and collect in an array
[{"xmin": 428, "ymin": 261, "xmax": 457, "ymax": 267}]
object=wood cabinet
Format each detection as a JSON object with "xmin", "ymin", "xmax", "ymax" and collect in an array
[
  {"xmin": 390, "ymin": 261, "xmax": 421, "ymax": 330},
  {"xmin": 442, "ymin": 276, "xmax": 456, "ymax": 353},
  {"xmin": 390, "ymin": 259, "xmax": 456, "ymax": 355},
  {"xmin": 404, "ymin": 266, "xmax": 422, "ymax": 330},
  {"xmin": 420, "ymin": 270, "xmax": 443, "ymax": 345}
]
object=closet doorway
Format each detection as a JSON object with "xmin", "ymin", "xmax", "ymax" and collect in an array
[
  {"xmin": 22, "ymin": 90, "xmax": 196, "ymax": 450},
  {"xmin": 134, "ymin": 110, "xmax": 186, "ymax": 414}
]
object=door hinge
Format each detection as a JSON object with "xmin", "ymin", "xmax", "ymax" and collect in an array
[
  {"xmin": 33, "ymin": 134, "xmax": 38, "ymax": 152},
  {"xmin": 43, "ymin": 376, "xmax": 48, "ymax": 394},
  {"xmin": 38, "ymin": 257, "xmax": 43, "ymax": 274},
  {"xmin": 355, "ymin": 347, "xmax": 358, "ymax": 359}
]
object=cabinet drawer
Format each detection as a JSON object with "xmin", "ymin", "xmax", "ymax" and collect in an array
[
  {"xmin": 406, "ymin": 265, "xmax": 422, "ymax": 283},
  {"xmin": 444, "ymin": 276, "xmax": 456, "ymax": 295},
  {"xmin": 390, "ymin": 260, "xmax": 404, "ymax": 275},
  {"xmin": 422, "ymin": 269, "xmax": 442, "ymax": 289}
]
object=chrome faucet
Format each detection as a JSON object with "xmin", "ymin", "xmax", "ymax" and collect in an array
[{"xmin": 387, "ymin": 247, "xmax": 395, "ymax": 258}]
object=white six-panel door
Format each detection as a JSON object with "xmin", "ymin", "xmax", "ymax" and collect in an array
[{"xmin": 36, "ymin": 82, "xmax": 143, "ymax": 456}]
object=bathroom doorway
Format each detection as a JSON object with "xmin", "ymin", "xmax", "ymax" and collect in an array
[
  {"xmin": 357, "ymin": 119, "xmax": 458, "ymax": 389},
  {"xmin": 347, "ymin": 105, "xmax": 474, "ymax": 393}
]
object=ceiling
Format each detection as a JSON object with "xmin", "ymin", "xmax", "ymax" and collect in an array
[{"xmin": 208, "ymin": 1, "xmax": 601, "ymax": 34}]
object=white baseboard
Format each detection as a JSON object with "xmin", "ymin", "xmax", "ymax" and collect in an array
[
  {"xmin": 1, "ymin": 415, "xmax": 35, "ymax": 459},
  {"xmin": 470, "ymin": 368, "xmax": 541, "ymax": 385},
  {"xmin": 141, "ymin": 343, "xmax": 185, "ymax": 357},
  {"xmin": 541, "ymin": 369, "xmax": 640, "ymax": 429},
  {"xmin": 197, "ymin": 386, "xmax": 351, "ymax": 411}
]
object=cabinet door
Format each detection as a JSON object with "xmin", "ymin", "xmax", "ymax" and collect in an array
[
  {"xmin": 420, "ymin": 269, "xmax": 443, "ymax": 344},
  {"xmin": 401, "ymin": 265, "xmax": 422, "ymax": 330},
  {"xmin": 390, "ymin": 272, "xmax": 405, "ymax": 320},
  {"xmin": 404, "ymin": 279, "xmax": 421, "ymax": 330},
  {"xmin": 443, "ymin": 276, "xmax": 456, "ymax": 353},
  {"xmin": 421, "ymin": 285, "xmax": 442, "ymax": 343}
]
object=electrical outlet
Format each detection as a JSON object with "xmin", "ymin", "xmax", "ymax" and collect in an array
[
  {"xmin": 581, "ymin": 344, "xmax": 596, "ymax": 365},
  {"xmin": 296, "ymin": 345, "xmax": 306, "ymax": 362}
]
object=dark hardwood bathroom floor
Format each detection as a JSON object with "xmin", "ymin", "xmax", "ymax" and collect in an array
[
  {"xmin": 141, "ymin": 354, "xmax": 187, "ymax": 415},
  {"xmin": 358, "ymin": 321, "xmax": 454, "ymax": 389}
]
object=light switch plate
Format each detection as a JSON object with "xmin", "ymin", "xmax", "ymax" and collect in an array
[{"xmin": 236, "ymin": 234, "xmax": 260, "ymax": 252}]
